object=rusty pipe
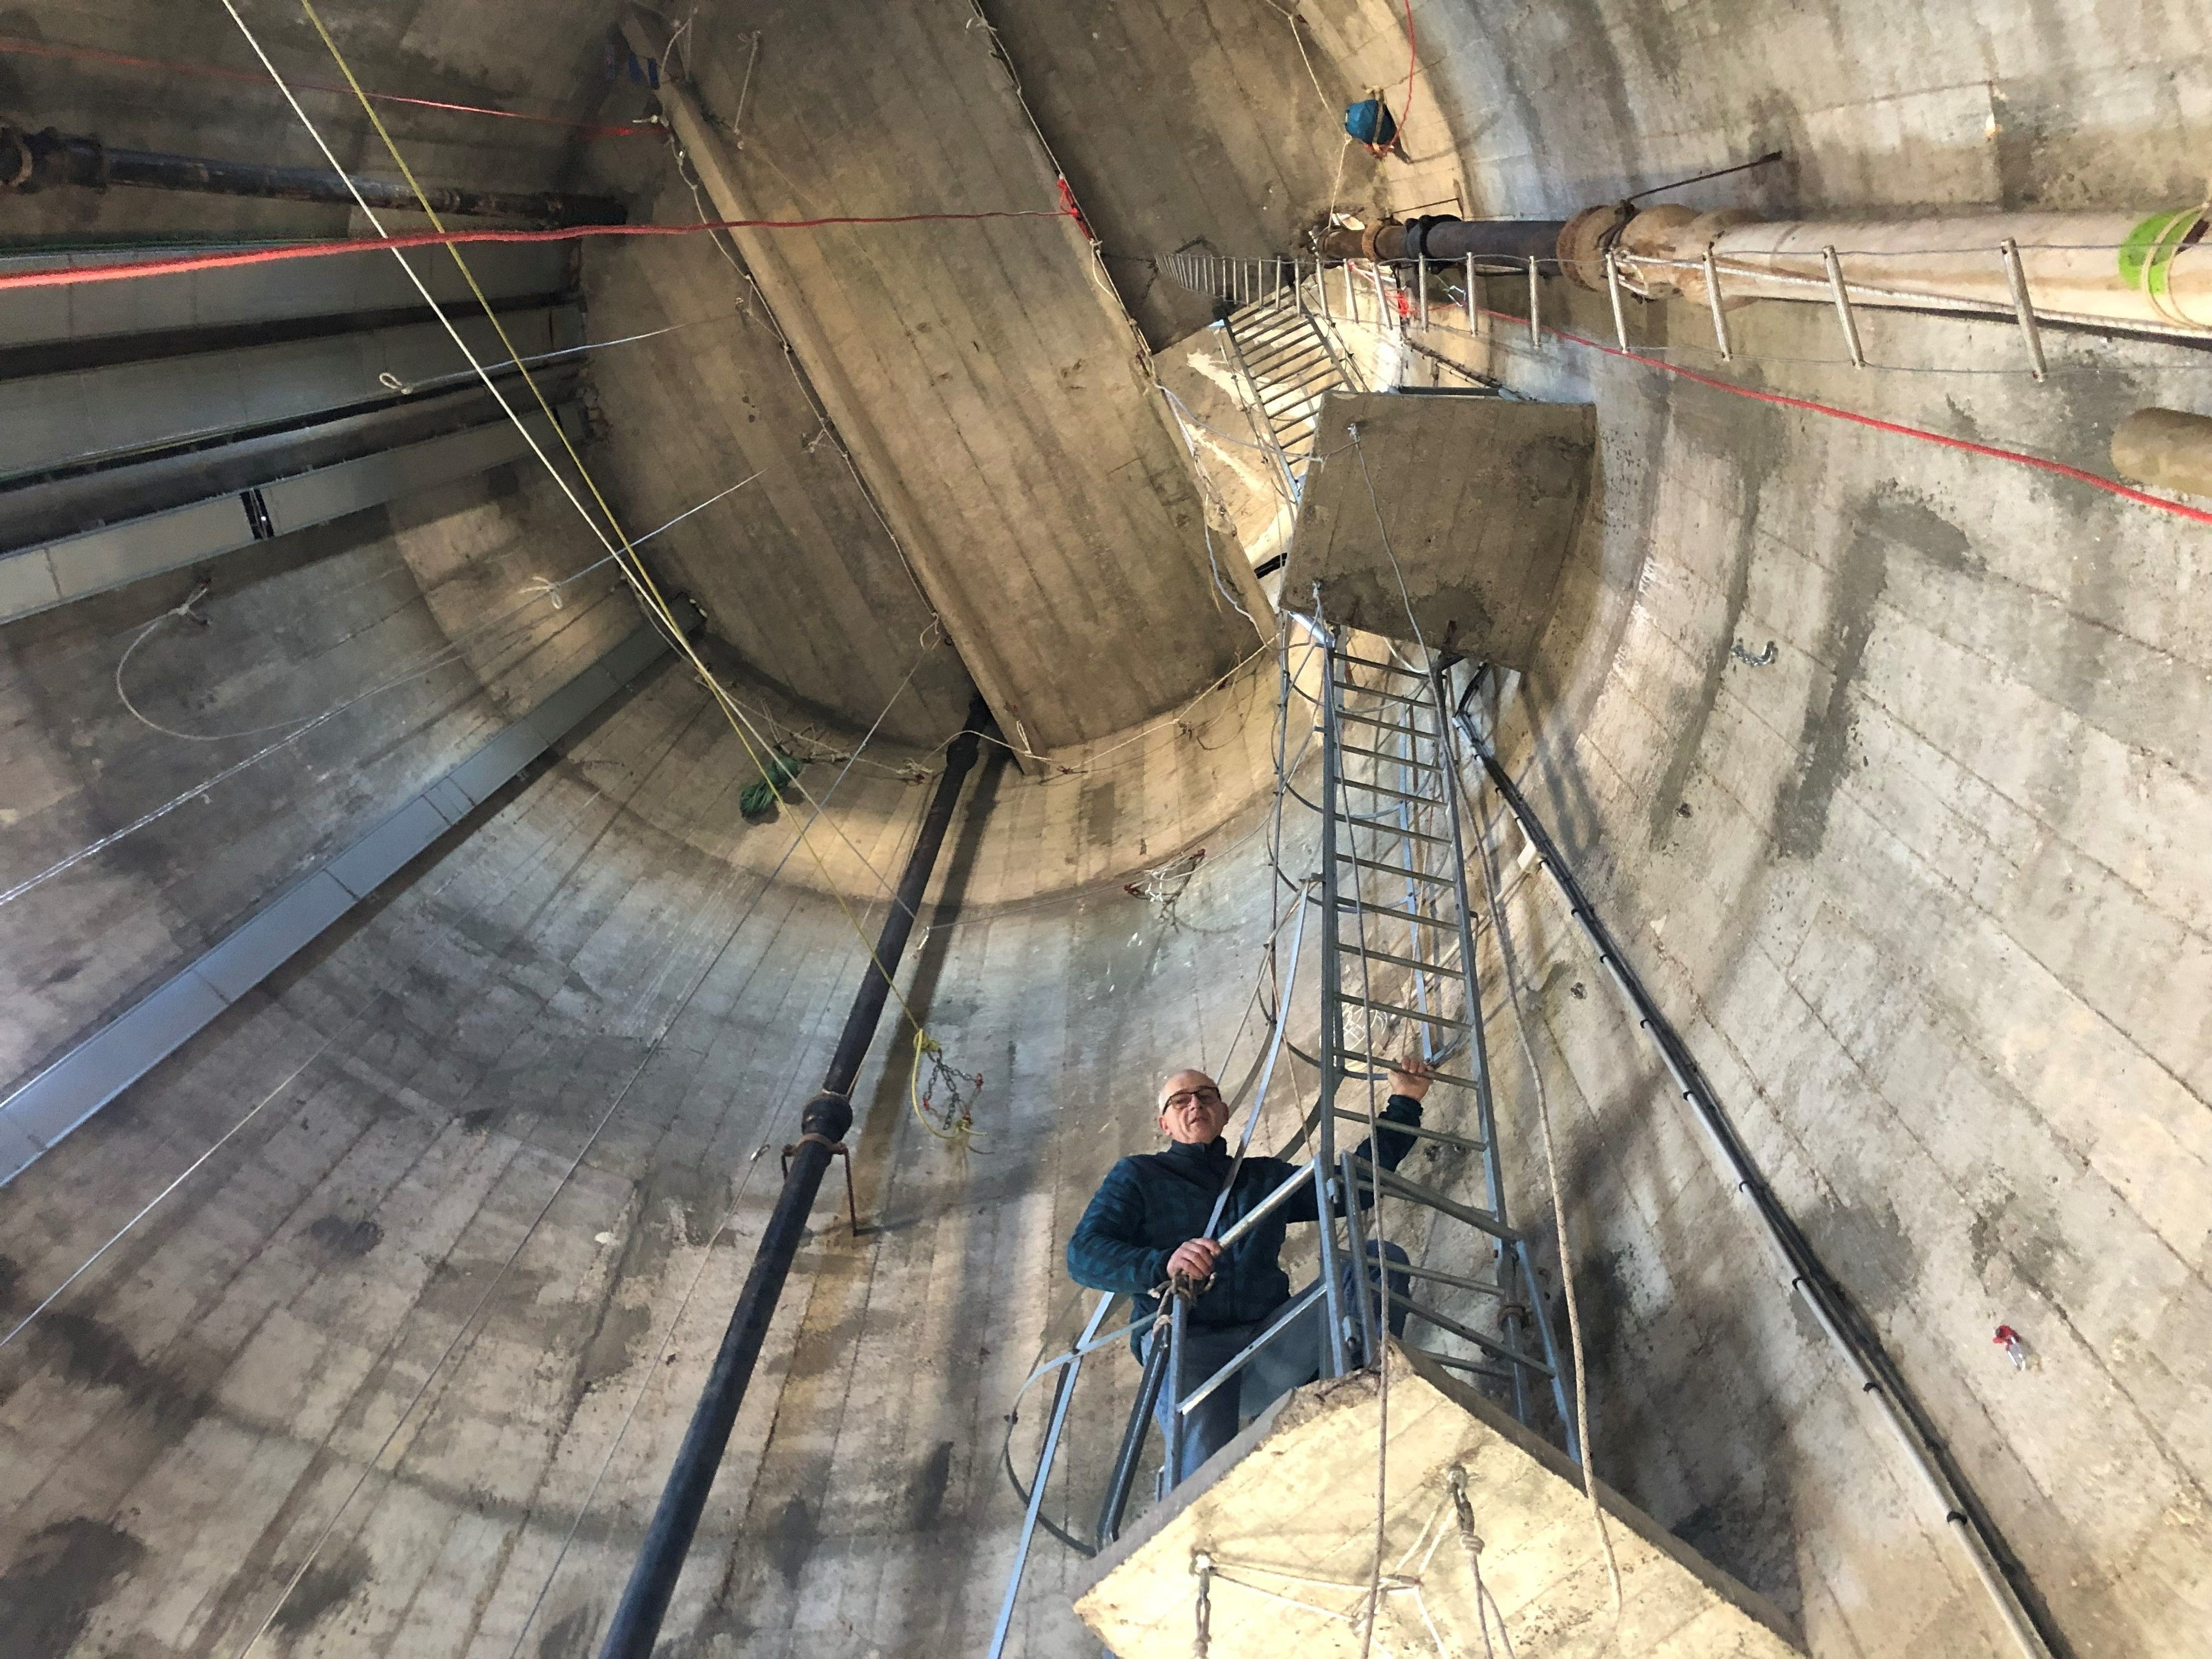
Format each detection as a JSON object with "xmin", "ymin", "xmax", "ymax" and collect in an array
[
  {"xmin": 1315, "ymin": 214, "xmax": 1566, "ymax": 266},
  {"xmin": 0, "ymin": 123, "xmax": 626, "ymax": 225}
]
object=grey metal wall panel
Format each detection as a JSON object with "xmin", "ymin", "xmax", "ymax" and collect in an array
[
  {"xmin": 326, "ymin": 796, "xmax": 457, "ymax": 900},
  {"xmin": 2, "ymin": 407, "xmax": 575, "ymax": 626},
  {"xmin": 0, "ymin": 1114, "xmax": 41, "ymax": 1187},
  {"xmin": 193, "ymin": 871, "xmax": 356, "ymax": 1002},
  {"xmin": 42, "ymin": 494, "xmax": 254, "ymax": 604},
  {"xmin": 0, "ymin": 549, "xmax": 59, "ymax": 616},
  {"xmin": 0, "ymin": 625, "xmax": 665, "ymax": 1183},
  {"xmin": 444, "ymin": 720, "xmax": 551, "ymax": 808},
  {"xmin": 0, "ymin": 306, "xmax": 577, "ymax": 481},
  {"xmin": 0, "ymin": 242, "xmax": 575, "ymax": 351},
  {"xmin": 3, "ymin": 973, "xmax": 232, "ymax": 1151}
]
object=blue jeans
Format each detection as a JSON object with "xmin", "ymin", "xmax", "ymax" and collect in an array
[{"xmin": 1147, "ymin": 1239, "xmax": 1411, "ymax": 1486}]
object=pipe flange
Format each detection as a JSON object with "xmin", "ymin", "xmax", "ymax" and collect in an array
[
  {"xmin": 1556, "ymin": 202, "xmax": 1632, "ymax": 291},
  {"xmin": 1359, "ymin": 219, "xmax": 1384, "ymax": 262}
]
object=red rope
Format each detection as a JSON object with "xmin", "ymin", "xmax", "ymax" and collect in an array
[
  {"xmin": 0, "ymin": 209, "xmax": 1084, "ymax": 294},
  {"xmin": 0, "ymin": 34, "xmax": 655, "ymax": 137},
  {"xmin": 1474, "ymin": 303, "xmax": 2212, "ymax": 528}
]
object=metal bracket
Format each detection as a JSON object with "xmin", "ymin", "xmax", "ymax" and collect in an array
[{"xmin": 781, "ymin": 1132, "xmax": 861, "ymax": 1234}]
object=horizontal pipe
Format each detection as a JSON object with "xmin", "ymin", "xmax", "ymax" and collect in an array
[
  {"xmin": 1573, "ymin": 199, "xmax": 2212, "ymax": 342},
  {"xmin": 1316, "ymin": 216, "xmax": 1566, "ymax": 266},
  {"xmin": 1, "ymin": 123, "xmax": 626, "ymax": 225}
]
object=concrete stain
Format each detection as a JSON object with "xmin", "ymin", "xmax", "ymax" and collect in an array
[
  {"xmin": 535, "ymin": 1605, "xmax": 598, "ymax": 1659},
  {"xmin": 1775, "ymin": 499, "xmax": 1895, "ymax": 860},
  {"xmin": 1810, "ymin": 1201, "xmax": 1922, "ymax": 1316},
  {"xmin": 35, "ymin": 1311, "xmax": 210, "ymax": 1437},
  {"xmin": 1646, "ymin": 408, "xmax": 1786, "ymax": 847},
  {"xmin": 771, "ymin": 1495, "xmax": 820, "ymax": 1587},
  {"xmin": 906, "ymin": 1439, "xmax": 956, "ymax": 1530},
  {"xmin": 306, "ymin": 1215, "xmax": 384, "ymax": 1257},
  {"xmin": 269, "ymin": 1544, "xmax": 370, "ymax": 1633},
  {"xmin": 0, "ymin": 1517, "xmax": 145, "ymax": 1657}
]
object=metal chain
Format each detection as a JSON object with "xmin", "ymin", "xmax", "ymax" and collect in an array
[{"xmin": 1193, "ymin": 1552, "xmax": 1214, "ymax": 1657}]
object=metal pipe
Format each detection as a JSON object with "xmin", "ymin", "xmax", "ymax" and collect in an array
[
  {"xmin": 1315, "ymin": 217, "xmax": 1566, "ymax": 264},
  {"xmin": 1528, "ymin": 256, "xmax": 1542, "ymax": 348},
  {"xmin": 1096, "ymin": 1328, "xmax": 1172, "ymax": 1546},
  {"xmin": 2000, "ymin": 238, "xmax": 2049, "ymax": 382},
  {"xmin": 985, "ymin": 1294, "xmax": 1113, "ymax": 1659},
  {"xmin": 1590, "ymin": 201, "xmax": 2212, "ymax": 342},
  {"xmin": 1460, "ymin": 711, "xmax": 2057, "ymax": 1659},
  {"xmin": 597, "ymin": 698, "xmax": 990, "ymax": 1659},
  {"xmin": 1703, "ymin": 246, "xmax": 1733, "ymax": 360},
  {"xmin": 0, "ymin": 123, "xmax": 626, "ymax": 225},
  {"xmin": 1824, "ymin": 245, "xmax": 1867, "ymax": 368}
]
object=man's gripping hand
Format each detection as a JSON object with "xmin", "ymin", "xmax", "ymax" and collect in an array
[{"xmin": 1166, "ymin": 1238, "xmax": 1220, "ymax": 1284}]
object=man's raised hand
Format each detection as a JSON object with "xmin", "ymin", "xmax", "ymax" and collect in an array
[
  {"xmin": 1387, "ymin": 1053, "xmax": 1434, "ymax": 1102},
  {"xmin": 1166, "ymin": 1237, "xmax": 1220, "ymax": 1284}
]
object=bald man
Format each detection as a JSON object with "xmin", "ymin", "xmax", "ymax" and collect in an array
[{"xmin": 1065, "ymin": 1060, "xmax": 1427, "ymax": 1485}]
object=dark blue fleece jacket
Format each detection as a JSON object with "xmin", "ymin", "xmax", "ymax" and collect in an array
[{"xmin": 1064, "ymin": 1096, "xmax": 1423, "ymax": 1330}]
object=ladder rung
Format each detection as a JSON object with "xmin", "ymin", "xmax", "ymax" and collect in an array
[
  {"xmin": 1346, "ymin": 853, "xmax": 1452, "ymax": 887},
  {"xmin": 1339, "ymin": 989, "xmax": 1469, "ymax": 1030},
  {"xmin": 1341, "ymin": 1046, "xmax": 1481, "ymax": 1090},
  {"xmin": 1334, "ymin": 680, "xmax": 1430, "ymax": 708},
  {"xmin": 1338, "ymin": 816, "xmax": 1452, "ymax": 848},
  {"xmin": 1336, "ymin": 742, "xmax": 1439, "ymax": 771},
  {"xmin": 1389, "ymin": 1290, "xmax": 1549, "ymax": 1372},
  {"xmin": 1338, "ymin": 776, "xmax": 1437, "ymax": 806},
  {"xmin": 1335, "ymin": 898, "xmax": 1454, "ymax": 932},
  {"xmin": 1395, "ymin": 1260, "xmax": 1510, "ymax": 1297},
  {"xmin": 1369, "ymin": 1170, "xmax": 1520, "ymax": 1243},
  {"xmin": 1339, "ymin": 653, "xmax": 1427, "ymax": 681},
  {"xmin": 1338, "ymin": 708, "xmax": 1432, "ymax": 734},
  {"xmin": 1414, "ymin": 1348, "xmax": 1515, "ymax": 1385},
  {"xmin": 1342, "ymin": 939, "xmax": 1461, "ymax": 977},
  {"xmin": 1331, "ymin": 1108, "xmax": 1486, "ymax": 1155}
]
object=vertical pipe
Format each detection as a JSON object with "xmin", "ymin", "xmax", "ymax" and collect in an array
[
  {"xmin": 1311, "ymin": 627, "xmax": 1350, "ymax": 1377},
  {"xmin": 597, "ymin": 699, "xmax": 991, "ymax": 1659},
  {"xmin": 1165, "ymin": 1294, "xmax": 1190, "ymax": 1481},
  {"xmin": 1605, "ymin": 248, "xmax": 1630, "ymax": 349},
  {"xmin": 1703, "ymin": 246, "xmax": 1732, "ymax": 360},
  {"xmin": 1466, "ymin": 252, "xmax": 1479, "ymax": 327},
  {"xmin": 1344, "ymin": 261, "xmax": 1358, "ymax": 321},
  {"xmin": 1417, "ymin": 253, "xmax": 1430, "ymax": 327},
  {"xmin": 2000, "ymin": 238, "xmax": 2048, "ymax": 383},
  {"xmin": 1824, "ymin": 245, "xmax": 1867, "ymax": 368},
  {"xmin": 1527, "ymin": 256, "xmax": 1542, "ymax": 348}
]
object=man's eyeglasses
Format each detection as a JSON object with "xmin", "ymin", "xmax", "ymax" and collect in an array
[{"xmin": 1164, "ymin": 1087, "xmax": 1223, "ymax": 1110}]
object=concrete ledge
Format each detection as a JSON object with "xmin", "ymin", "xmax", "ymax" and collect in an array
[{"xmin": 1076, "ymin": 1342, "xmax": 1805, "ymax": 1658}]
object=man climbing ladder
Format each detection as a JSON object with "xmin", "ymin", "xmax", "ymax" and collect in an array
[{"xmin": 1065, "ymin": 1057, "xmax": 1430, "ymax": 1485}]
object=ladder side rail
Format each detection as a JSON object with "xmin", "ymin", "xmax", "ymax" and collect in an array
[
  {"xmin": 984, "ymin": 1290, "xmax": 1116, "ymax": 1659},
  {"xmin": 1308, "ymin": 618, "xmax": 1352, "ymax": 1376},
  {"xmin": 1424, "ymin": 660, "xmax": 1551, "ymax": 1427}
]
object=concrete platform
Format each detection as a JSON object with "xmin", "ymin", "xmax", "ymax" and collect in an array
[
  {"xmin": 1293, "ymin": 391, "xmax": 1593, "ymax": 667},
  {"xmin": 1075, "ymin": 1344, "xmax": 1805, "ymax": 1658}
]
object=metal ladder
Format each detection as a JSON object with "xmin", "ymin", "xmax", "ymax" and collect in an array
[
  {"xmin": 983, "ymin": 614, "xmax": 1577, "ymax": 1659},
  {"xmin": 1296, "ymin": 616, "xmax": 1575, "ymax": 1428},
  {"xmin": 1165, "ymin": 250, "xmax": 1361, "ymax": 507}
]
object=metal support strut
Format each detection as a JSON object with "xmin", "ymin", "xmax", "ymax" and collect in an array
[{"xmin": 597, "ymin": 698, "xmax": 991, "ymax": 1659}]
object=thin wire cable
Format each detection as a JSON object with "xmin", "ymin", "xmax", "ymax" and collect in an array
[
  {"xmin": 1442, "ymin": 300, "xmax": 2212, "ymax": 527},
  {"xmin": 0, "ymin": 208, "xmax": 1081, "ymax": 294},
  {"xmin": 0, "ymin": 1019, "xmax": 355, "ymax": 1352},
  {"xmin": 1470, "ymin": 786, "xmax": 1623, "ymax": 1614},
  {"xmin": 1354, "ymin": 437, "xmax": 1620, "ymax": 1606},
  {"xmin": 257, "ymin": 2, "xmax": 936, "ymax": 1040},
  {"xmin": 0, "ymin": 32, "xmax": 658, "ymax": 135}
]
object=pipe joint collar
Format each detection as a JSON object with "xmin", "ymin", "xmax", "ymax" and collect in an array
[{"xmin": 800, "ymin": 1091, "xmax": 855, "ymax": 1141}]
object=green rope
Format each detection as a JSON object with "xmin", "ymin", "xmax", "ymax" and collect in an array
[{"xmin": 739, "ymin": 754, "xmax": 805, "ymax": 817}]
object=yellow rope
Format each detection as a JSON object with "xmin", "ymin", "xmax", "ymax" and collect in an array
[{"xmin": 297, "ymin": 0, "xmax": 938, "ymax": 1047}]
